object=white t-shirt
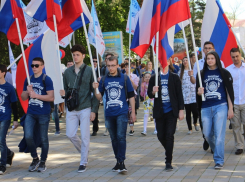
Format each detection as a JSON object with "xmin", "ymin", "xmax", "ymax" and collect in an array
[{"xmin": 179, "ymin": 70, "xmax": 196, "ymax": 104}]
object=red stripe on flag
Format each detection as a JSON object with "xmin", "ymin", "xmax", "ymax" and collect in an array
[{"xmin": 7, "ymin": 20, "xmax": 27, "ymax": 45}]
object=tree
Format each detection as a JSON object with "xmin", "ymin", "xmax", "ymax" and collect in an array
[{"xmin": 226, "ymin": 0, "xmax": 244, "ymax": 26}]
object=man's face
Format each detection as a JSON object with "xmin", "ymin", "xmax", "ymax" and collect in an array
[
  {"xmin": 190, "ymin": 55, "xmax": 196, "ymax": 63},
  {"xmin": 67, "ymin": 62, "xmax": 74, "ymax": 68},
  {"xmin": 107, "ymin": 59, "xmax": 119, "ymax": 75},
  {"xmin": 230, "ymin": 51, "xmax": 242, "ymax": 65},
  {"xmin": 31, "ymin": 60, "xmax": 44, "ymax": 74},
  {"xmin": 0, "ymin": 70, "xmax": 5, "ymax": 80},
  {"xmin": 203, "ymin": 44, "xmax": 215, "ymax": 55},
  {"xmin": 72, "ymin": 51, "xmax": 84, "ymax": 64},
  {"xmin": 147, "ymin": 62, "xmax": 152, "ymax": 70},
  {"xmin": 93, "ymin": 59, "xmax": 98, "ymax": 68}
]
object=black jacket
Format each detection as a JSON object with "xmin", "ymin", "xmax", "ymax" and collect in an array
[
  {"xmin": 148, "ymin": 71, "xmax": 184, "ymax": 119},
  {"xmin": 196, "ymin": 68, "xmax": 234, "ymax": 112}
]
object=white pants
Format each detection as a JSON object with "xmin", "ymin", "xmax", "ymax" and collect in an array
[{"xmin": 66, "ymin": 108, "xmax": 91, "ymax": 165}]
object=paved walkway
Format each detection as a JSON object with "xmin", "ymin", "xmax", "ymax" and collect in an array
[{"xmin": 1, "ymin": 104, "xmax": 245, "ymax": 182}]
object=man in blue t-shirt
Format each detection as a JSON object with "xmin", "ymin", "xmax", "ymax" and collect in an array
[
  {"xmin": 21, "ymin": 57, "xmax": 54, "ymax": 173},
  {"xmin": 93, "ymin": 56, "xmax": 136, "ymax": 174},
  {"xmin": 0, "ymin": 65, "xmax": 18, "ymax": 175}
]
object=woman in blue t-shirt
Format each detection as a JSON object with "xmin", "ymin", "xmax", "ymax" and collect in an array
[{"xmin": 196, "ymin": 51, "xmax": 234, "ymax": 170}]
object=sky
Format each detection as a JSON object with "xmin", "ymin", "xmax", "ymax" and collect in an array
[{"xmin": 205, "ymin": 0, "xmax": 245, "ymax": 19}]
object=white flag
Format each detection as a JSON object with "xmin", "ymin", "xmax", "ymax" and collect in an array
[
  {"xmin": 88, "ymin": 1, "xmax": 105, "ymax": 56},
  {"xmin": 59, "ymin": 33, "xmax": 73, "ymax": 48},
  {"xmin": 126, "ymin": 0, "xmax": 140, "ymax": 35},
  {"xmin": 8, "ymin": 41, "xmax": 17, "ymax": 88}
]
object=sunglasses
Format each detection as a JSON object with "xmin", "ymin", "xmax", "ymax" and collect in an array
[
  {"xmin": 93, "ymin": 61, "xmax": 97, "ymax": 63},
  {"xmin": 31, "ymin": 64, "xmax": 41, "ymax": 68}
]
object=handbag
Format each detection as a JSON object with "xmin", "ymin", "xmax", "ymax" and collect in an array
[{"xmin": 67, "ymin": 65, "xmax": 87, "ymax": 111}]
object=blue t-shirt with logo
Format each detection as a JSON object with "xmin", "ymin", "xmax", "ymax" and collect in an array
[
  {"xmin": 160, "ymin": 72, "xmax": 173, "ymax": 113},
  {"xmin": 0, "ymin": 82, "xmax": 17, "ymax": 121},
  {"xmin": 202, "ymin": 68, "xmax": 227, "ymax": 108},
  {"xmin": 23, "ymin": 73, "xmax": 54, "ymax": 115},
  {"xmin": 99, "ymin": 72, "xmax": 134, "ymax": 117}
]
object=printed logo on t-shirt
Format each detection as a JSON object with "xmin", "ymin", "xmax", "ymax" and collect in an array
[
  {"xmin": 161, "ymin": 79, "xmax": 170, "ymax": 102},
  {"xmin": 0, "ymin": 88, "xmax": 7, "ymax": 113},
  {"xmin": 29, "ymin": 82, "xmax": 44, "ymax": 108},
  {"xmin": 105, "ymin": 81, "xmax": 123, "ymax": 108},
  {"xmin": 204, "ymin": 75, "xmax": 222, "ymax": 100}
]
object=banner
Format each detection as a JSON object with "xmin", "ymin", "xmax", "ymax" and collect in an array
[
  {"xmin": 102, "ymin": 31, "xmax": 124, "ymax": 64},
  {"xmin": 8, "ymin": 41, "xmax": 17, "ymax": 88},
  {"xmin": 172, "ymin": 38, "xmax": 187, "ymax": 63},
  {"xmin": 126, "ymin": 0, "xmax": 140, "ymax": 35}
]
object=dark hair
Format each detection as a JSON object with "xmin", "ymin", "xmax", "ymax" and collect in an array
[
  {"xmin": 131, "ymin": 62, "xmax": 136, "ymax": 66},
  {"xmin": 141, "ymin": 63, "xmax": 146, "ymax": 68},
  {"xmin": 204, "ymin": 41, "xmax": 215, "ymax": 48},
  {"xmin": 124, "ymin": 58, "xmax": 129, "ymax": 61},
  {"xmin": 230, "ymin": 47, "xmax": 240, "ymax": 54},
  {"xmin": 201, "ymin": 51, "xmax": 222, "ymax": 81},
  {"xmin": 190, "ymin": 53, "xmax": 195, "ymax": 58},
  {"xmin": 179, "ymin": 57, "xmax": 188, "ymax": 81},
  {"xmin": 105, "ymin": 53, "xmax": 114, "ymax": 58},
  {"xmin": 168, "ymin": 58, "xmax": 175, "ymax": 73},
  {"xmin": 33, "ymin": 57, "xmax": 44, "ymax": 65},
  {"xmin": 67, "ymin": 60, "xmax": 73, "ymax": 63},
  {"xmin": 92, "ymin": 55, "xmax": 97, "ymax": 60},
  {"xmin": 124, "ymin": 63, "xmax": 129, "ymax": 67},
  {"xmin": 0, "ymin": 64, "xmax": 7, "ymax": 77},
  {"xmin": 71, "ymin": 44, "xmax": 86, "ymax": 54},
  {"xmin": 108, "ymin": 56, "xmax": 118, "ymax": 64},
  {"xmin": 121, "ymin": 63, "xmax": 125, "ymax": 69}
]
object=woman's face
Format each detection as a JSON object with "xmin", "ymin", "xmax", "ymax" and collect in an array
[
  {"xmin": 147, "ymin": 62, "xmax": 152, "ymax": 70},
  {"xmin": 183, "ymin": 58, "xmax": 188, "ymax": 67},
  {"xmin": 144, "ymin": 74, "xmax": 151, "ymax": 83},
  {"xmin": 206, "ymin": 54, "xmax": 216, "ymax": 68}
]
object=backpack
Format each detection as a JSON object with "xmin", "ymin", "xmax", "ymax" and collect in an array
[
  {"xmin": 101, "ymin": 73, "xmax": 128, "ymax": 99},
  {"xmin": 30, "ymin": 74, "xmax": 54, "ymax": 109}
]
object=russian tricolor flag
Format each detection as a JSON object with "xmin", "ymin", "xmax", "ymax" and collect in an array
[
  {"xmin": 201, "ymin": 0, "xmax": 237, "ymax": 67},
  {"xmin": 57, "ymin": 0, "xmax": 92, "ymax": 41},
  {"xmin": 0, "ymin": 0, "xmax": 27, "ymax": 45},
  {"xmin": 131, "ymin": 0, "xmax": 191, "ymax": 69},
  {"xmin": 16, "ymin": 30, "xmax": 64, "ymax": 113},
  {"xmin": 24, "ymin": 0, "xmax": 62, "ymax": 31}
]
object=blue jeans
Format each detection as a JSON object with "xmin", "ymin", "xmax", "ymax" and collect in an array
[
  {"xmin": 52, "ymin": 104, "xmax": 60, "ymax": 132},
  {"xmin": 24, "ymin": 114, "xmax": 50, "ymax": 161},
  {"xmin": 201, "ymin": 103, "xmax": 228, "ymax": 165},
  {"xmin": 106, "ymin": 114, "xmax": 128, "ymax": 163},
  {"xmin": 0, "ymin": 120, "xmax": 12, "ymax": 166}
]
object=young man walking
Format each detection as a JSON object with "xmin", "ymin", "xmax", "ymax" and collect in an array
[
  {"xmin": 93, "ymin": 56, "xmax": 136, "ymax": 173},
  {"xmin": 60, "ymin": 44, "xmax": 99, "ymax": 173},
  {"xmin": 226, "ymin": 48, "xmax": 245, "ymax": 155},
  {"xmin": 21, "ymin": 57, "xmax": 54, "ymax": 172},
  {"xmin": 0, "ymin": 64, "xmax": 18, "ymax": 175},
  {"xmin": 148, "ymin": 60, "xmax": 184, "ymax": 171}
]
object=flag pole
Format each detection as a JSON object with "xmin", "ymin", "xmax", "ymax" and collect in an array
[
  {"xmin": 128, "ymin": 0, "xmax": 132, "ymax": 76},
  {"xmin": 231, "ymin": 27, "xmax": 245, "ymax": 56},
  {"xmin": 15, "ymin": 18, "xmax": 30, "ymax": 85},
  {"xmin": 80, "ymin": 13, "xmax": 99, "ymax": 94},
  {"xmin": 189, "ymin": 18, "xmax": 205, "ymax": 101},
  {"xmin": 68, "ymin": 35, "xmax": 75, "ymax": 64},
  {"xmin": 53, "ymin": 15, "xmax": 64, "ymax": 89},
  {"xmin": 181, "ymin": 22, "xmax": 191, "ymax": 70},
  {"xmin": 155, "ymin": 31, "xmax": 159, "ymax": 98},
  {"xmin": 7, "ymin": 54, "xmax": 22, "ymax": 70}
]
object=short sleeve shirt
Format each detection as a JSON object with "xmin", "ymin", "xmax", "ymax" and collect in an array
[
  {"xmin": 99, "ymin": 72, "xmax": 134, "ymax": 117},
  {"xmin": 0, "ymin": 82, "xmax": 17, "ymax": 121},
  {"xmin": 23, "ymin": 73, "xmax": 54, "ymax": 115}
]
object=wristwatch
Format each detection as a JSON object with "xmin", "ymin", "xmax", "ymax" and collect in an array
[{"xmin": 61, "ymin": 95, "xmax": 65, "ymax": 99}]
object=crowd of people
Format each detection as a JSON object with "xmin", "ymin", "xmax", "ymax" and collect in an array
[{"xmin": 0, "ymin": 41, "xmax": 245, "ymax": 175}]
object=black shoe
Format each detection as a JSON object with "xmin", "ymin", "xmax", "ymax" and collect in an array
[
  {"xmin": 6, "ymin": 151, "xmax": 15, "ymax": 167},
  {"xmin": 129, "ymin": 130, "xmax": 134, "ymax": 136},
  {"xmin": 203, "ymin": 139, "xmax": 209, "ymax": 151},
  {"xmin": 78, "ymin": 165, "xmax": 86, "ymax": 173},
  {"xmin": 28, "ymin": 158, "xmax": 40, "ymax": 172},
  {"xmin": 91, "ymin": 131, "xmax": 97, "ymax": 136},
  {"xmin": 165, "ymin": 163, "xmax": 173, "ymax": 172},
  {"xmin": 0, "ymin": 166, "xmax": 6, "ymax": 175},
  {"xmin": 118, "ymin": 162, "xmax": 127, "ymax": 173},
  {"xmin": 214, "ymin": 163, "xmax": 223, "ymax": 169},
  {"xmin": 229, "ymin": 123, "xmax": 232, "ymax": 130},
  {"xmin": 37, "ymin": 161, "xmax": 46, "ymax": 172},
  {"xmin": 235, "ymin": 149, "xmax": 243, "ymax": 155},
  {"xmin": 211, "ymin": 149, "xmax": 214, "ymax": 154},
  {"xmin": 112, "ymin": 162, "xmax": 120, "ymax": 172}
]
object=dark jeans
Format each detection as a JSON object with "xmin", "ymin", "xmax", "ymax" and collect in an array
[
  {"xmin": 24, "ymin": 114, "xmax": 50, "ymax": 161},
  {"xmin": 184, "ymin": 103, "xmax": 198, "ymax": 130},
  {"xmin": 155, "ymin": 111, "xmax": 177, "ymax": 164},
  {"xmin": 53, "ymin": 104, "xmax": 60, "ymax": 132},
  {"xmin": 92, "ymin": 113, "xmax": 99, "ymax": 132},
  {"xmin": 106, "ymin": 114, "xmax": 128, "ymax": 163},
  {"xmin": 0, "ymin": 120, "xmax": 12, "ymax": 166}
]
